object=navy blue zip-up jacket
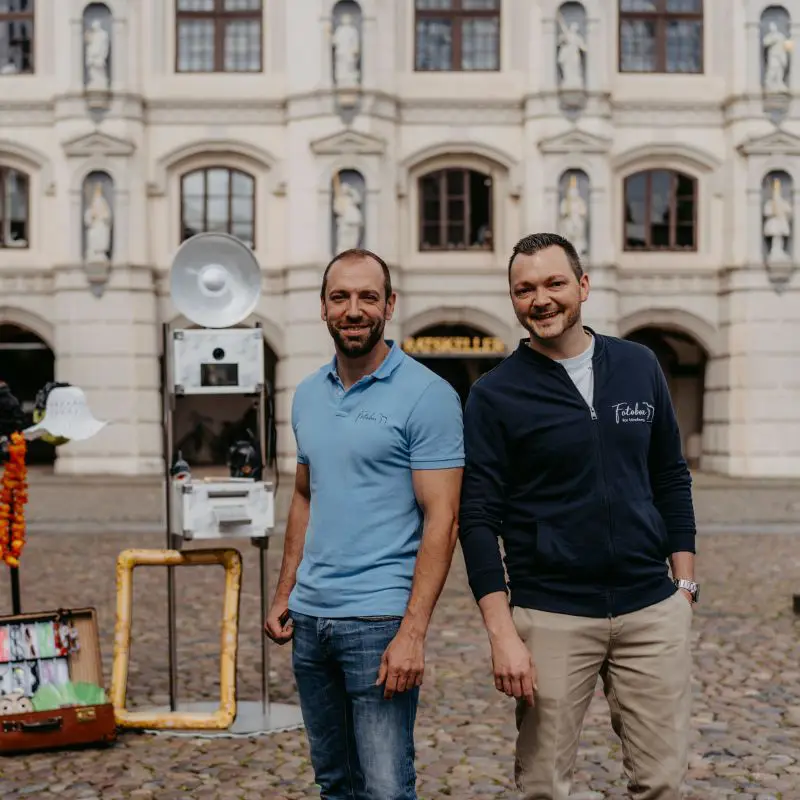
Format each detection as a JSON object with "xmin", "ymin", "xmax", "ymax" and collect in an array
[{"xmin": 458, "ymin": 330, "xmax": 696, "ymax": 619}]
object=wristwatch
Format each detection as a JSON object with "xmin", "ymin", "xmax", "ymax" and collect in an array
[{"xmin": 674, "ymin": 578, "xmax": 699, "ymax": 603}]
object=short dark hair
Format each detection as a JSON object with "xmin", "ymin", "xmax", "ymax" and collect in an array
[
  {"xmin": 320, "ymin": 248, "xmax": 393, "ymax": 301},
  {"xmin": 507, "ymin": 232, "xmax": 584, "ymax": 280}
]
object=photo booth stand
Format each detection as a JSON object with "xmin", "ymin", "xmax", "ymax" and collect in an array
[{"xmin": 115, "ymin": 232, "xmax": 303, "ymax": 738}]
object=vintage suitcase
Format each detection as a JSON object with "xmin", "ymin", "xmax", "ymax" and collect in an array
[{"xmin": 0, "ymin": 606, "xmax": 117, "ymax": 754}]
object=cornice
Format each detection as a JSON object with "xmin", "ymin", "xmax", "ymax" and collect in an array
[
  {"xmin": 144, "ymin": 98, "xmax": 286, "ymax": 125},
  {"xmin": 400, "ymin": 97, "xmax": 523, "ymax": 125}
]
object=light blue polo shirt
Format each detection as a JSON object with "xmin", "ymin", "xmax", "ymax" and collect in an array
[{"xmin": 288, "ymin": 341, "xmax": 464, "ymax": 618}]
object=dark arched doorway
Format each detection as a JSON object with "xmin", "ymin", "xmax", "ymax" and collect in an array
[
  {"xmin": 624, "ymin": 327, "xmax": 707, "ymax": 468},
  {"xmin": 0, "ymin": 324, "xmax": 56, "ymax": 466},
  {"xmin": 171, "ymin": 335, "xmax": 279, "ymax": 470},
  {"xmin": 402, "ymin": 323, "xmax": 506, "ymax": 407}
]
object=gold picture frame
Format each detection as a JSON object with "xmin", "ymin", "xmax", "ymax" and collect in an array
[{"xmin": 110, "ymin": 548, "xmax": 242, "ymax": 730}]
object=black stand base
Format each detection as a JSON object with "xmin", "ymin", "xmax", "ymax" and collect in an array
[{"xmin": 10, "ymin": 565, "xmax": 20, "ymax": 614}]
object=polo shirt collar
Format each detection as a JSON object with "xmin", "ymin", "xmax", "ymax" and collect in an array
[{"xmin": 327, "ymin": 339, "xmax": 405, "ymax": 384}]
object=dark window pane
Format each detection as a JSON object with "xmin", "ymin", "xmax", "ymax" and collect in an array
[
  {"xmin": 676, "ymin": 197, "xmax": 694, "ymax": 223},
  {"xmin": 177, "ymin": 20, "xmax": 215, "ymax": 72},
  {"xmin": 462, "ymin": 18, "xmax": 499, "ymax": 70},
  {"xmin": 225, "ymin": 20, "xmax": 261, "ymax": 71},
  {"xmin": 0, "ymin": 19, "xmax": 34, "ymax": 74},
  {"xmin": 469, "ymin": 170, "xmax": 491, "ymax": 247},
  {"xmin": 416, "ymin": 0, "xmax": 452, "ymax": 8},
  {"xmin": 446, "ymin": 169, "xmax": 465, "ymax": 195},
  {"xmin": 620, "ymin": 20, "xmax": 656, "ymax": 72},
  {"xmin": 0, "ymin": 1, "xmax": 34, "ymax": 11},
  {"xmin": 421, "ymin": 223, "xmax": 441, "ymax": 248},
  {"xmin": 447, "ymin": 199, "xmax": 465, "ymax": 223},
  {"xmin": 675, "ymin": 224, "xmax": 694, "ymax": 248},
  {"xmin": 675, "ymin": 173, "xmax": 695, "ymax": 198},
  {"xmin": 1, "ymin": 168, "xmax": 28, "ymax": 247},
  {"xmin": 620, "ymin": 0, "xmax": 657, "ymax": 9},
  {"xmin": 447, "ymin": 224, "xmax": 466, "ymax": 246},
  {"xmin": 650, "ymin": 223, "xmax": 670, "ymax": 248},
  {"xmin": 624, "ymin": 173, "xmax": 647, "ymax": 248},
  {"xmin": 415, "ymin": 19, "xmax": 452, "ymax": 70},
  {"xmin": 462, "ymin": 0, "xmax": 499, "ymax": 9},
  {"xmin": 666, "ymin": 0, "xmax": 701, "ymax": 12}
]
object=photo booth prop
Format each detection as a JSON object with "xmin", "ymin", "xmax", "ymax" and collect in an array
[{"xmin": 116, "ymin": 231, "xmax": 302, "ymax": 736}]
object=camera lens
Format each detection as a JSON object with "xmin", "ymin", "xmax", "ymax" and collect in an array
[{"xmin": 212, "ymin": 348, "xmax": 225, "ymax": 360}]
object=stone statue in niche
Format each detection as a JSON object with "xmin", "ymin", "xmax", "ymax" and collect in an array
[
  {"xmin": 332, "ymin": 12, "xmax": 361, "ymax": 89},
  {"xmin": 84, "ymin": 181, "xmax": 112, "ymax": 263},
  {"xmin": 84, "ymin": 19, "xmax": 110, "ymax": 91},
  {"xmin": 332, "ymin": 172, "xmax": 363, "ymax": 252},
  {"xmin": 763, "ymin": 176, "xmax": 792, "ymax": 263},
  {"xmin": 557, "ymin": 13, "xmax": 586, "ymax": 91},
  {"xmin": 763, "ymin": 21, "xmax": 792, "ymax": 93},
  {"xmin": 559, "ymin": 174, "xmax": 588, "ymax": 258}
]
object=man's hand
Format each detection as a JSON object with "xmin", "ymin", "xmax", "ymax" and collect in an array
[
  {"xmin": 679, "ymin": 588, "xmax": 694, "ymax": 607},
  {"xmin": 490, "ymin": 631, "xmax": 537, "ymax": 706},
  {"xmin": 376, "ymin": 628, "xmax": 425, "ymax": 699},
  {"xmin": 264, "ymin": 599, "xmax": 294, "ymax": 645}
]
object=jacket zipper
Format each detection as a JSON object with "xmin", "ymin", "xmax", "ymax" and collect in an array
[{"xmin": 555, "ymin": 366, "xmax": 614, "ymax": 617}]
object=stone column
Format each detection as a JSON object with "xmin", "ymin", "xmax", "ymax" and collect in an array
[
  {"xmin": 707, "ymin": 267, "xmax": 800, "ymax": 477},
  {"xmin": 52, "ymin": 265, "xmax": 162, "ymax": 475}
]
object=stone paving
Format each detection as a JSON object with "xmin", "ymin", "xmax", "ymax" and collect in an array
[{"xmin": 1, "ymin": 528, "xmax": 800, "ymax": 799}]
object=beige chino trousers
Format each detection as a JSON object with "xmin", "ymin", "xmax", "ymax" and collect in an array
[{"xmin": 512, "ymin": 591, "xmax": 692, "ymax": 800}]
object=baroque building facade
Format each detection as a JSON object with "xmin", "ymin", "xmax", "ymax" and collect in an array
[{"xmin": 0, "ymin": 0, "xmax": 798, "ymax": 479}]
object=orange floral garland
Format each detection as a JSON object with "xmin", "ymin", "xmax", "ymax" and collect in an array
[{"xmin": 0, "ymin": 432, "xmax": 28, "ymax": 567}]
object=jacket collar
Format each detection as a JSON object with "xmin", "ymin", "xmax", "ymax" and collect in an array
[{"xmin": 514, "ymin": 326, "xmax": 605, "ymax": 369}]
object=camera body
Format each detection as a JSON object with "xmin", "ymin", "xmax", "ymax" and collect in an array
[{"xmin": 171, "ymin": 328, "xmax": 264, "ymax": 395}]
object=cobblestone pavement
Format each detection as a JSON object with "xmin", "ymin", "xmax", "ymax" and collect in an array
[{"xmin": 1, "ymin": 530, "xmax": 800, "ymax": 799}]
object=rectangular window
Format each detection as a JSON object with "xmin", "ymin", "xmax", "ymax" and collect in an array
[
  {"xmin": 619, "ymin": 0, "xmax": 703, "ymax": 74},
  {"xmin": 0, "ymin": 0, "xmax": 34, "ymax": 75},
  {"xmin": 176, "ymin": 0, "xmax": 262, "ymax": 73},
  {"xmin": 415, "ymin": 0, "xmax": 500, "ymax": 72}
]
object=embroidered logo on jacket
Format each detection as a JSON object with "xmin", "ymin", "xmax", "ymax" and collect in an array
[{"xmin": 612, "ymin": 402, "xmax": 654, "ymax": 424}]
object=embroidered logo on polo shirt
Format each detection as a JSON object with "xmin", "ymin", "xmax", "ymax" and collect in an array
[
  {"xmin": 612, "ymin": 402, "xmax": 654, "ymax": 424},
  {"xmin": 355, "ymin": 410, "xmax": 388, "ymax": 425}
]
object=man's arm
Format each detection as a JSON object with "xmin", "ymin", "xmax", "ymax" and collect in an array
[
  {"xmin": 273, "ymin": 463, "xmax": 311, "ymax": 603},
  {"xmin": 376, "ymin": 379, "xmax": 464, "ymax": 698},
  {"xmin": 459, "ymin": 382, "xmax": 535, "ymax": 705},
  {"xmin": 459, "ymin": 383, "xmax": 509, "ymax": 603},
  {"xmin": 265, "ymin": 462, "xmax": 311, "ymax": 643},
  {"xmin": 400, "ymin": 466, "xmax": 463, "ymax": 639},
  {"xmin": 647, "ymin": 353, "xmax": 697, "ymax": 580}
]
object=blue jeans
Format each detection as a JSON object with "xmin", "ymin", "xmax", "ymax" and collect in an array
[{"xmin": 290, "ymin": 611, "xmax": 419, "ymax": 800}]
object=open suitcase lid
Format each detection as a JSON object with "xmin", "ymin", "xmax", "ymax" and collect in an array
[{"xmin": 0, "ymin": 607, "xmax": 107, "ymax": 691}]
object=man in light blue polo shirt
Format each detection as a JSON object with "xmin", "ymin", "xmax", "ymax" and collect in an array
[{"xmin": 265, "ymin": 248, "xmax": 464, "ymax": 800}]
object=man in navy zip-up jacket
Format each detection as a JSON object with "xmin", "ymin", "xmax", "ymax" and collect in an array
[{"xmin": 459, "ymin": 233, "xmax": 697, "ymax": 800}]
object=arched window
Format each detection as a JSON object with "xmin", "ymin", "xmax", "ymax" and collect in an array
[
  {"xmin": 619, "ymin": 0, "xmax": 703, "ymax": 74},
  {"xmin": 0, "ymin": 1, "xmax": 34, "ymax": 74},
  {"xmin": 418, "ymin": 168, "xmax": 493, "ymax": 251},
  {"xmin": 180, "ymin": 167, "xmax": 255, "ymax": 248},
  {"xmin": 0, "ymin": 167, "xmax": 29, "ymax": 248},
  {"xmin": 176, "ymin": 0, "xmax": 262, "ymax": 73},
  {"xmin": 623, "ymin": 169, "xmax": 697, "ymax": 251}
]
